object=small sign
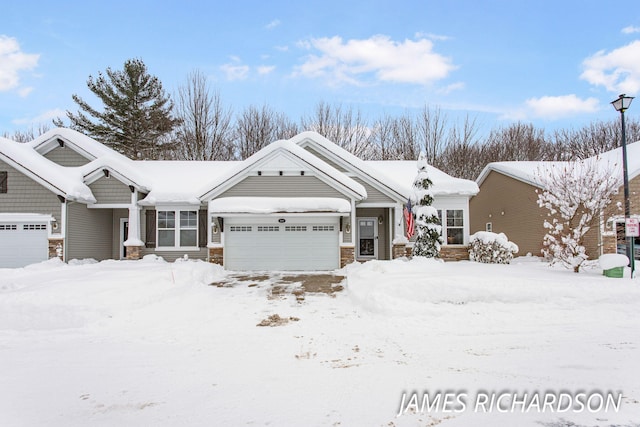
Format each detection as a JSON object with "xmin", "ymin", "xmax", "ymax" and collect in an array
[{"xmin": 626, "ymin": 218, "xmax": 640, "ymax": 237}]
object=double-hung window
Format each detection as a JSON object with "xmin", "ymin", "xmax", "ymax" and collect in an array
[
  {"xmin": 434, "ymin": 209, "xmax": 465, "ymax": 245},
  {"xmin": 446, "ymin": 209, "xmax": 464, "ymax": 245},
  {"xmin": 157, "ymin": 209, "xmax": 198, "ymax": 248}
]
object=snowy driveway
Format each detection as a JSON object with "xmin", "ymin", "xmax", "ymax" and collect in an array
[{"xmin": 1, "ymin": 256, "xmax": 639, "ymax": 426}]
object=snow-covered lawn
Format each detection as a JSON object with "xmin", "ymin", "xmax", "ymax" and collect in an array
[{"xmin": 1, "ymin": 256, "xmax": 639, "ymax": 427}]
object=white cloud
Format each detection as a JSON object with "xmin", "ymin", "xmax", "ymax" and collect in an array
[
  {"xmin": 265, "ymin": 19, "xmax": 281, "ymax": 30},
  {"xmin": 580, "ymin": 40, "xmax": 640, "ymax": 94},
  {"xmin": 293, "ymin": 35, "xmax": 456, "ymax": 86},
  {"xmin": 622, "ymin": 26, "xmax": 640, "ymax": 34},
  {"xmin": 220, "ymin": 57, "xmax": 250, "ymax": 81},
  {"xmin": 12, "ymin": 108, "xmax": 66, "ymax": 125},
  {"xmin": 525, "ymin": 94, "xmax": 599, "ymax": 119},
  {"xmin": 220, "ymin": 63, "xmax": 249, "ymax": 81},
  {"xmin": 257, "ymin": 65, "xmax": 275, "ymax": 75},
  {"xmin": 0, "ymin": 35, "xmax": 39, "ymax": 92},
  {"xmin": 437, "ymin": 82, "xmax": 465, "ymax": 95},
  {"xmin": 414, "ymin": 31, "xmax": 451, "ymax": 41}
]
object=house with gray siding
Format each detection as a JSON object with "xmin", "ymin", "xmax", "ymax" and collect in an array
[{"xmin": 0, "ymin": 129, "xmax": 478, "ymax": 269}]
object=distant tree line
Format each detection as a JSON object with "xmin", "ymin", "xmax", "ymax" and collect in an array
[{"xmin": 4, "ymin": 58, "xmax": 640, "ymax": 180}]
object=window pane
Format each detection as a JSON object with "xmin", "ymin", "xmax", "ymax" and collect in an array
[
  {"xmin": 446, "ymin": 210, "xmax": 463, "ymax": 227},
  {"xmin": 158, "ymin": 211, "xmax": 175, "ymax": 228},
  {"xmin": 180, "ymin": 230, "xmax": 197, "ymax": 247},
  {"xmin": 158, "ymin": 229, "xmax": 175, "ymax": 247},
  {"xmin": 180, "ymin": 211, "xmax": 197, "ymax": 228},
  {"xmin": 447, "ymin": 228, "xmax": 463, "ymax": 245}
]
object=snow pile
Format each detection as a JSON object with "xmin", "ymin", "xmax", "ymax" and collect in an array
[
  {"xmin": 599, "ymin": 253, "xmax": 629, "ymax": 270},
  {"xmin": 1, "ymin": 256, "xmax": 640, "ymax": 426},
  {"xmin": 469, "ymin": 231, "xmax": 519, "ymax": 264}
]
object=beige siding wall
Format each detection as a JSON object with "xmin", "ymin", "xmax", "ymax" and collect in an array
[
  {"xmin": 353, "ymin": 177, "xmax": 395, "ymax": 204},
  {"xmin": 43, "ymin": 146, "xmax": 90, "ymax": 167},
  {"xmin": 0, "ymin": 159, "xmax": 62, "ymax": 226},
  {"xmin": 470, "ymin": 171, "xmax": 546, "ymax": 257},
  {"xmin": 89, "ymin": 176, "xmax": 131, "ymax": 204},
  {"xmin": 471, "ymin": 171, "xmax": 602, "ymax": 259},
  {"xmin": 219, "ymin": 175, "xmax": 347, "ymax": 198},
  {"xmin": 602, "ymin": 174, "xmax": 640, "ymax": 253},
  {"xmin": 66, "ymin": 203, "xmax": 113, "ymax": 261}
]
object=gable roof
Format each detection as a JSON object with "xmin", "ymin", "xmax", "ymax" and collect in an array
[
  {"xmin": 197, "ymin": 138, "xmax": 367, "ymax": 201},
  {"xmin": 366, "ymin": 160, "xmax": 480, "ymax": 196},
  {"xmin": 1, "ymin": 128, "xmax": 479, "ymax": 207},
  {"xmin": 475, "ymin": 140, "xmax": 640, "ymax": 188},
  {"xmin": 0, "ymin": 136, "xmax": 96, "ymax": 203},
  {"xmin": 29, "ymin": 128, "xmax": 123, "ymax": 160},
  {"xmin": 291, "ymin": 131, "xmax": 413, "ymax": 201}
]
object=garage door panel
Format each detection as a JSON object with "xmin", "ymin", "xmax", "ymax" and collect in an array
[
  {"xmin": 0, "ymin": 222, "xmax": 48, "ymax": 268},
  {"xmin": 224, "ymin": 218, "xmax": 339, "ymax": 271}
]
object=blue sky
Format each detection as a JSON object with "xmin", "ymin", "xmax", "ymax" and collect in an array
[{"xmin": 2, "ymin": 0, "xmax": 640, "ymax": 139}]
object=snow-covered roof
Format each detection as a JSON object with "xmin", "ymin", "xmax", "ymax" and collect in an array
[
  {"xmin": 2, "ymin": 128, "xmax": 478, "ymax": 207},
  {"xmin": 29, "ymin": 128, "xmax": 123, "ymax": 160},
  {"xmin": 0, "ymin": 137, "xmax": 96, "ymax": 203},
  {"xmin": 292, "ymin": 131, "xmax": 414, "ymax": 201},
  {"xmin": 198, "ymin": 138, "xmax": 368, "ymax": 201},
  {"xmin": 0, "ymin": 213, "xmax": 55, "ymax": 222},
  {"xmin": 476, "ymin": 140, "xmax": 640, "ymax": 187},
  {"xmin": 209, "ymin": 197, "xmax": 351, "ymax": 214},
  {"xmin": 366, "ymin": 160, "xmax": 480, "ymax": 196},
  {"xmin": 137, "ymin": 161, "xmax": 236, "ymax": 205}
]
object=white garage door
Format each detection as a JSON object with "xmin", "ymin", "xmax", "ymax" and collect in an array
[
  {"xmin": 0, "ymin": 222, "xmax": 48, "ymax": 268},
  {"xmin": 224, "ymin": 217, "xmax": 339, "ymax": 271}
]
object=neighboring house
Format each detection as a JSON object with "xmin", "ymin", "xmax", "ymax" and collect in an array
[
  {"xmin": 0, "ymin": 129, "xmax": 478, "ymax": 269},
  {"xmin": 470, "ymin": 141, "xmax": 640, "ymax": 260}
]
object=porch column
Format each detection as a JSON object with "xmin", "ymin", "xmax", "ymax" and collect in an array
[{"xmin": 124, "ymin": 190, "xmax": 144, "ymax": 259}]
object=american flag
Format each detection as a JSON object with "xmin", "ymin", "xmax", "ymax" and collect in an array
[{"xmin": 404, "ymin": 199, "xmax": 415, "ymax": 239}]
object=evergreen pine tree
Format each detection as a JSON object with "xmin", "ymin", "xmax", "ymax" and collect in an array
[
  {"xmin": 412, "ymin": 152, "xmax": 443, "ymax": 257},
  {"xmin": 56, "ymin": 58, "xmax": 180, "ymax": 159}
]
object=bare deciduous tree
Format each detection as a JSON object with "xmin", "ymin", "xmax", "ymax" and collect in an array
[
  {"xmin": 173, "ymin": 70, "xmax": 234, "ymax": 160},
  {"xmin": 2, "ymin": 123, "xmax": 51, "ymax": 142},
  {"xmin": 301, "ymin": 101, "xmax": 372, "ymax": 158},
  {"xmin": 234, "ymin": 104, "xmax": 297, "ymax": 159}
]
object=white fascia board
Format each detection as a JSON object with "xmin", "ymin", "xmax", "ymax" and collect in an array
[
  {"xmin": 298, "ymin": 138, "xmax": 410, "ymax": 202},
  {"xmin": 199, "ymin": 144, "xmax": 366, "ymax": 201}
]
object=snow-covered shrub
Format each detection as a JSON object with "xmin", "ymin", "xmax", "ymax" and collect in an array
[{"xmin": 469, "ymin": 231, "xmax": 519, "ymax": 264}]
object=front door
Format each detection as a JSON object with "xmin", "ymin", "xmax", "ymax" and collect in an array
[
  {"xmin": 120, "ymin": 218, "xmax": 129, "ymax": 259},
  {"xmin": 357, "ymin": 217, "xmax": 377, "ymax": 259}
]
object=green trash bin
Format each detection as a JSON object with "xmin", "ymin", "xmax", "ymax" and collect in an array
[{"xmin": 603, "ymin": 266, "xmax": 624, "ymax": 278}]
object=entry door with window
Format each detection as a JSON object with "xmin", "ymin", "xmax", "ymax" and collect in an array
[{"xmin": 357, "ymin": 218, "xmax": 377, "ymax": 259}]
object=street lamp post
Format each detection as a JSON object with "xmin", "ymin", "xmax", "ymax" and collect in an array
[{"xmin": 611, "ymin": 93, "xmax": 635, "ymax": 277}]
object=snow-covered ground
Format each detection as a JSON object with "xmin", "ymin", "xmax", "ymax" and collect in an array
[{"xmin": 1, "ymin": 255, "xmax": 639, "ymax": 427}]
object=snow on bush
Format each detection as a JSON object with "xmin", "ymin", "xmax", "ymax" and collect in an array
[
  {"xmin": 469, "ymin": 231, "xmax": 519, "ymax": 264},
  {"xmin": 535, "ymin": 159, "xmax": 620, "ymax": 273}
]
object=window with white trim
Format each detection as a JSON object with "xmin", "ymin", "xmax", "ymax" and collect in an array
[
  {"xmin": 446, "ymin": 209, "xmax": 464, "ymax": 245},
  {"xmin": 157, "ymin": 209, "xmax": 198, "ymax": 248}
]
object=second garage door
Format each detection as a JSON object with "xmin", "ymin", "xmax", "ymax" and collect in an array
[
  {"xmin": 0, "ymin": 221, "xmax": 49, "ymax": 268},
  {"xmin": 224, "ymin": 217, "xmax": 339, "ymax": 271}
]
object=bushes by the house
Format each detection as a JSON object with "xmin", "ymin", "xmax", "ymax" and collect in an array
[{"xmin": 469, "ymin": 231, "xmax": 519, "ymax": 264}]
